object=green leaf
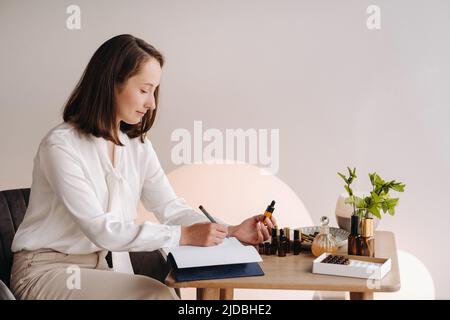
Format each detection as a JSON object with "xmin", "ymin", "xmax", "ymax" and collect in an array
[
  {"xmin": 338, "ymin": 172, "xmax": 348, "ymax": 183},
  {"xmin": 370, "ymin": 191, "xmax": 381, "ymax": 203},
  {"xmin": 364, "ymin": 196, "xmax": 373, "ymax": 207},
  {"xmin": 391, "ymin": 182, "xmax": 405, "ymax": 192},
  {"xmin": 372, "ymin": 173, "xmax": 385, "ymax": 187},
  {"xmin": 387, "ymin": 198, "xmax": 399, "ymax": 207},
  {"xmin": 388, "ymin": 206, "xmax": 396, "ymax": 216},
  {"xmin": 368, "ymin": 205, "xmax": 382, "ymax": 219},
  {"xmin": 345, "ymin": 197, "xmax": 355, "ymax": 205},
  {"xmin": 355, "ymin": 196, "xmax": 367, "ymax": 208},
  {"xmin": 344, "ymin": 185, "xmax": 353, "ymax": 196},
  {"xmin": 356, "ymin": 208, "xmax": 366, "ymax": 218},
  {"xmin": 381, "ymin": 200, "xmax": 389, "ymax": 213},
  {"xmin": 369, "ymin": 173, "xmax": 375, "ymax": 186},
  {"xmin": 346, "ymin": 167, "xmax": 354, "ymax": 184}
]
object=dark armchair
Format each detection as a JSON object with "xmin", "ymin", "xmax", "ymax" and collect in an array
[{"xmin": 0, "ymin": 188, "xmax": 178, "ymax": 300}]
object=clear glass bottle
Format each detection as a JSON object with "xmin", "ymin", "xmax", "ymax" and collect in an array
[{"xmin": 311, "ymin": 216, "xmax": 339, "ymax": 257}]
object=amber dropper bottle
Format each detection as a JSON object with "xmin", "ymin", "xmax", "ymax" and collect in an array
[
  {"xmin": 261, "ymin": 200, "xmax": 276, "ymax": 225},
  {"xmin": 284, "ymin": 227, "xmax": 291, "ymax": 253},
  {"xmin": 357, "ymin": 217, "xmax": 375, "ymax": 257},
  {"xmin": 278, "ymin": 229, "xmax": 286, "ymax": 257},
  {"xmin": 270, "ymin": 227, "xmax": 279, "ymax": 255},
  {"xmin": 264, "ymin": 242, "xmax": 271, "ymax": 255},
  {"xmin": 258, "ymin": 243, "xmax": 264, "ymax": 254},
  {"xmin": 293, "ymin": 229, "xmax": 301, "ymax": 255},
  {"xmin": 347, "ymin": 215, "xmax": 361, "ymax": 256}
]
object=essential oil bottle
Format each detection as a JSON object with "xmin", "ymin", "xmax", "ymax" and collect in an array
[
  {"xmin": 261, "ymin": 200, "xmax": 276, "ymax": 225},
  {"xmin": 278, "ymin": 229, "xmax": 286, "ymax": 257},
  {"xmin": 264, "ymin": 241, "xmax": 271, "ymax": 255},
  {"xmin": 258, "ymin": 243, "xmax": 264, "ymax": 254},
  {"xmin": 284, "ymin": 227, "xmax": 291, "ymax": 254},
  {"xmin": 270, "ymin": 227, "xmax": 279, "ymax": 255},
  {"xmin": 293, "ymin": 229, "xmax": 301, "ymax": 255},
  {"xmin": 347, "ymin": 215, "xmax": 361, "ymax": 255},
  {"xmin": 311, "ymin": 216, "xmax": 338, "ymax": 257},
  {"xmin": 357, "ymin": 217, "xmax": 375, "ymax": 257}
]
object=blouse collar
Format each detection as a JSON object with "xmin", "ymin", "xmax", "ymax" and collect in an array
[{"xmin": 93, "ymin": 130, "xmax": 127, "ymax": 173}]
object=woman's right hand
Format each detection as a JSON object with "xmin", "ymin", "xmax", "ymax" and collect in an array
[{"xmin": 180, "ymin": 222, "xmax": 228, "ymax": 246}]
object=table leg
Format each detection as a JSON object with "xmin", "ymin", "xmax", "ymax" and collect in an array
[
  {"xmin": 349, "ymin": 292, "xmax": 374, "ymax": 300},
  {"xmin": 220, "ymin": 288, "xmax": 234, "ymax": 300},
  {"xmin": 197, "ymin": 288, "xmax": 220, "ymax": 300}
]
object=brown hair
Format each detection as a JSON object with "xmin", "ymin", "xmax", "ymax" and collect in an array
[{"xmin": 63, "ymin": 34, "xmax": 164, "ymax": 145}]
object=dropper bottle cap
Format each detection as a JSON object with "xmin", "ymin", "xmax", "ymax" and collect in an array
[
  {"xmin": 271, "ymin": 227, "xmax": 278, "ymax": 237},
  {"xmin": 266, "ymin": 200, "xmax": 276, "ymax": 213},
  {"xmin": 351, "ymin": 215, "xmax": 360, "ymax": 235}
]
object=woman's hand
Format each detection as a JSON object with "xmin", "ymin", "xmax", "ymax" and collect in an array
[
  {"xmin": 180, "ymin": 222, "xmax": 228, "ymax": 246},
  {"xmin": 228, "ymin": 215, "xmax": 277, "ymax": 245}
]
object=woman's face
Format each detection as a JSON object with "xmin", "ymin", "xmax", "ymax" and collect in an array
[{"xmin": 115, "ymin": 57, "xmax": 162, "ymax": 125}]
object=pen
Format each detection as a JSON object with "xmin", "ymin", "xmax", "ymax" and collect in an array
[
  {"xmin": 198, "ymin": 205, "xmax": 217, "ymax": 223},
  {"xmin": 199, "ymin": 205, "xmax": 230, "ymax": 239}
]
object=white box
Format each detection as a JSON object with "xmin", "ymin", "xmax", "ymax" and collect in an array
[{"xmin": 312, "ymin": 253, "xmax": 392, "ymax": 280}]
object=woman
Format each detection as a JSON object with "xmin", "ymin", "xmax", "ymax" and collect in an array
[{"xmin": 10, "ymin": 34, "xmax": 276, "ymax": 300}]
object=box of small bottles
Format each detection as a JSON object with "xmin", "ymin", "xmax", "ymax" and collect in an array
[{"xmin": 312, "ymin": 253, "xmax": 392, "ymax": 280}]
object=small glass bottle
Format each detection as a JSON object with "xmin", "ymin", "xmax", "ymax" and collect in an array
[
  {"xmin": 357, "ymin": 217, "xmax": 375, "ymax": 257},
  {"xmin": 258, "ymin": 242, "xmax": 264, "ymax": 254},
  {"xmin": 264, "ymin": 241, "xmax": 271, "ymax": 255},
  {"xmin": 293, "ymin": 229, "xmax": 301, "ymax": 255},
  {"xmin": 261, "ymin": 200, "xmax": 276, "ymax": 225},
  {"xmin": 284, "ymin": 227, "xmax": 291, "ymax": 254},
  {"xmin": 347, "ymin": 215, "xmax": 361, "ymax": 255},
  {"xmin": 278, "ymin": 229, "xmax": 286, "ymax": 257},
  {"xmin": 311, "ymin": 216, "xmax": 338, "ymax": 257},
  {"xmin": 270, "ymin": 227, "xmax": 279, "ymax": 255}
]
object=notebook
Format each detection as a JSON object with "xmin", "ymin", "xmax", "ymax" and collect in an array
[{"xmin": 161, "ymin": 237, "xmax": 264, "ymax": 282}]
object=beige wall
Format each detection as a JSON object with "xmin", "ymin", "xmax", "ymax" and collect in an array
[{"xmin": 1, "ymin": 0, "xmax": 449, "ymax": 298}]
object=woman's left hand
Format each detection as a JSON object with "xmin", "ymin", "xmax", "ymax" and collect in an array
[{"xmin": 228, "ymin": 214, "xmax": 277, "ymax": 245}]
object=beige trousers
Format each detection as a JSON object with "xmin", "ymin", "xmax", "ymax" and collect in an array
[{"xmin": 10, "ymin": 249, "xmax": 179, "ymax": 300}]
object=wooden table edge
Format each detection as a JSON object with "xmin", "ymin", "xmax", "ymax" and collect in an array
[
  {"xmin": 164, "ymin": 230, "xmax": 401, "ymax": 299},
  {"xmin": 165, "ymin": 278, "xmax": 401, "ymax": 292}
]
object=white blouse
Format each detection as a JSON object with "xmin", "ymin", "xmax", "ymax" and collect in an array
[{"xmin": 11, "ymin": 122, "xmax": 212, "ymax": 255}]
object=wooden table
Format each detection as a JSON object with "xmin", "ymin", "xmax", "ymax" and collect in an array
[{"xmin": 165, "ymin": 231, "xmax": 400, "ymax": 300}]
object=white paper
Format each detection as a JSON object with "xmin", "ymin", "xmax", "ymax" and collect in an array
[{"xmin": 161, "ymin": 237, "xmax": 262, "ymax": 269}]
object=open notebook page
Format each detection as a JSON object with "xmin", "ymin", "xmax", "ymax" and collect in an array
[{"xmin": 161, "ymin": 237, "xmax": 262, "ymax": 268}]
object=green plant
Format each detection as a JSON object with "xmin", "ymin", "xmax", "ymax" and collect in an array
[
  {"xmin": 338, "ymin": 168, "xmax": 406, "ymax": 219},
  {"xmin": 337, "ymin": 167, "xmax": 357, "ymax": 215}
]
